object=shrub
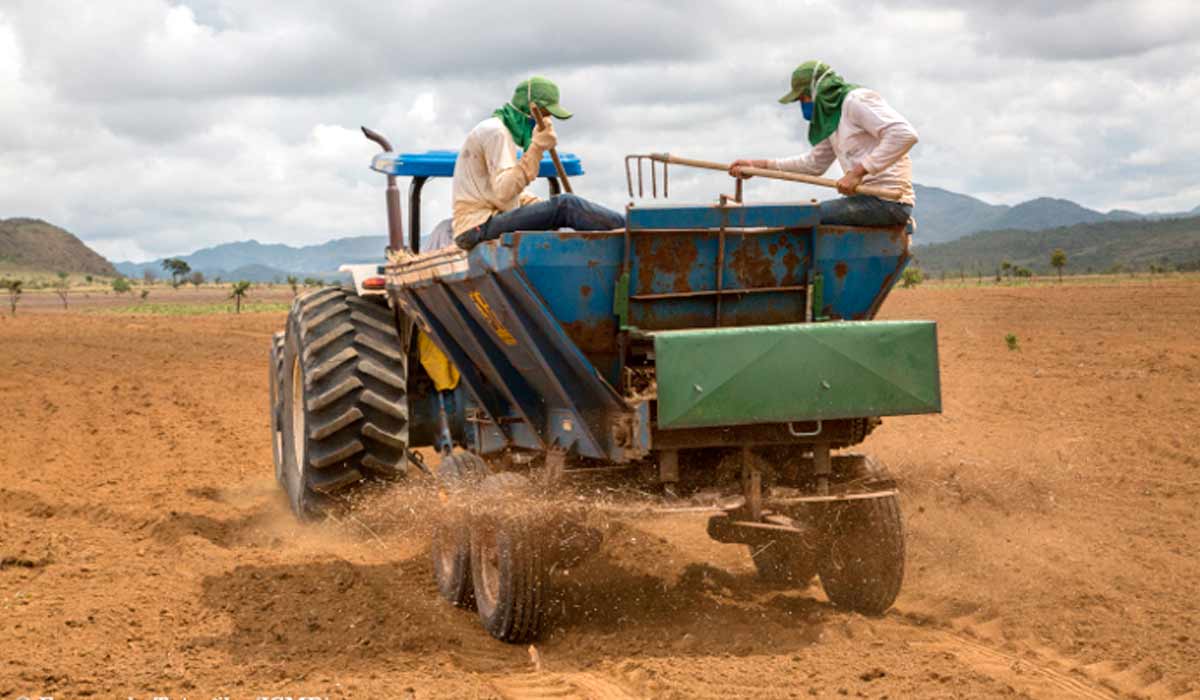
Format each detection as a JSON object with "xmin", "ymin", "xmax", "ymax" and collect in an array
[
  {"xmin": 2, "ymin": 279, "xmax": 22, "ymax": 316},
  {"xmin": 1050, "ymin": 249, "xmax": 1067, "ymax": 281},
  {"xmin": 900, "ymin": 266, "xmax": 924, "ymax": 288}
]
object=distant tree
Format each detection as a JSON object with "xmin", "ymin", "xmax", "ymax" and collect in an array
[
  {"xmin": 900, "ymin": 266, "xmax": 924, "ymax": 288},
  {"xmin": 287, "ymin": 275, "xmax": 299, "ymax": 297},
  {"xmin": 161, "ymin": 258, "xmax": 191, "ymax": 288},
  {"xmin": 213, "ymin": 276, "xmax": 222, "ymax": 285},
  {"xmin": 54, "ymin": 272, "xmax": 70, "ymax": 309},
  {"xmin": 143, "ymin": 268, "xmax": 157, "ymax": 285},
  {"xmin": 229, "ymin": 280, "xmax": 251, "ymax": 313},
  {"xmin": 188, "ymin": 270, "xmax": 205, "ymax": 288},
  {"xmin": 1050, "ymin": 249, "xmax": 1067, "ymax": 282},
  {"xmin": 85, "ymin": 275, "xmax": 93, "ymax": 284},
  {"xmin": 303, "ymin": 277, "xmax": 324, "ymax": 288},
  {"xmin": 1000, "ymin": 260, "xmax": 1013, "ymax": 279},
  {"xmin": 140, "ymin": 289, "xmax": 150, "ymax": 302},
  {"xmin": 2, "ymin": 279, "xmax": 22, "ymax": 316},
  {"xmin": 112, "ymin": 277, "xmax": 132, "ymax": 295}
]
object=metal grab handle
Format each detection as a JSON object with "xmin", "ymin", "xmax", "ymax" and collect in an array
[{"xmin": 787, "ymin": 420, "xmax": 823, "ymax": 437}]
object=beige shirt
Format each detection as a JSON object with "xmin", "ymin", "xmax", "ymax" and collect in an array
[
  {"xmin": 769, "ymin": 88, "xmax": 918, "ymax": 206},
  {"xmin": 452, "ymin": 117, "xmax": 542, "ymax": 235}
]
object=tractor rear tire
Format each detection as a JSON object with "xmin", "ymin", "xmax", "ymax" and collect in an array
[
  {"xmin": 269, "ymin": 331, "xmax": 286, "ymax": 486},
  {"xmin": 470, "ymin": 472, "xmax": 547, "ymax": 643},
  {"xmin": 279, "ymin": 287, "xmax": 409, "ymax": 520},
  {"xmin": 817, "ymin": 456, "xmax": 905, "ymax": 615},
  {"xmin": 432, "ymin": 451, "xmax": 489, "ymax": 608}
]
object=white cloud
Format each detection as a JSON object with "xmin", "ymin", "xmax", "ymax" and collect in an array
[{"xmin": 0, "ymin": 0, "xmax": 1198, "ymax": 261}]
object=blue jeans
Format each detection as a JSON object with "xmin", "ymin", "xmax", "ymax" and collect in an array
[
  {"xmin": 455, "ymin": 193, "xmax": 626, "ymax": 249},
  {"xmin": 819, "ymin": 195, "xmax": 912, "ymax": 227}
]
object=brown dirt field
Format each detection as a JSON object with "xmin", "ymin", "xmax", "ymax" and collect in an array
[
  {"xmin": 1, "ymin": 280, "xmax": 1198, "ymax": 699},
  {"xmin": 14, "ymin": 285, "xmax": 295, "ymax": 312}
]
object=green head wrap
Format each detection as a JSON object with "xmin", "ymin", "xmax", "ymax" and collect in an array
[
  {"xmin": 493, "ymin": 76, "xmax": 572, "ymax": 150},
  {"xmin": 778, "ymin": 60, "xmax": 859, "ymax": 146}
]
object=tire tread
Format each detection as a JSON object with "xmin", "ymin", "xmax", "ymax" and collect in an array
[{"xmin": 278, "ymin": 288, "xmax": 409, "ymax": 517}]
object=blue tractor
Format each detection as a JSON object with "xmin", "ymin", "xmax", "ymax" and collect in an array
[{"xmin": 268, "ymin": 127, "xmax": 941, "ymax": 643}]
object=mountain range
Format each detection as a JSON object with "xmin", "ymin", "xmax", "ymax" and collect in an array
[
  {"xmin": 910, "ymin": 184, "xmax": 1197, "ymax": 244},
  {"xmin": 912, "ymin": 214, "xmax": 1200, "ymax": 275},
  {"xmin": 114, "ymin": 236, "xmax": 387, "ymax": 283}
]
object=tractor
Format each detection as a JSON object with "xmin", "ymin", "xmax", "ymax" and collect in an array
[{"xmin": 267, "ymin": 126, "xmax": 941, "ymax": 643}]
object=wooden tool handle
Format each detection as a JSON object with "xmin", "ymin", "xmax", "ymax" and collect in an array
[
  {"xmin": 650, "ymin": 153, "xmax": 726, "ymax": 172},
  {"xmin": 549, "ymin": 149, "xmax": 573, "ymax": 194},
  {"xmin": 740, "ymin": 167, "xmax": 902, "ymax": 201},
  {"xmin": 649, "ymin": 153, "xmax": 904, "ymax": 202},
  {"xmin": 532, "ymin": 104, "xmax": 573, "ymax": 194}
]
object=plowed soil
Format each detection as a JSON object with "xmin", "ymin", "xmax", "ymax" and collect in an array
[{"xmin": 2, "ymin": 279, "xmax": 1198, "ymax": 699}]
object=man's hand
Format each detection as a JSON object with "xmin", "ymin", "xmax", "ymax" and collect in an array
[
  {"xmin": 837, "ymin": 164, "xmax": 867, "ymax": 196},
  {"xmin": 729, "ymin": 158, "xmax": 767, "ymax": 178},
  {"xmin": 531, "ymin": 117, "xmax": 557, "ymax": 151}
]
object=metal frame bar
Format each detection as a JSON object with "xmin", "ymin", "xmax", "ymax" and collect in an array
[
  {"xmin": 715, "ymin": 215, "xmax": 727, "ymax": 326},
  {"xmin": 408, "ymin": 176, "xmax": 428, "ymax": 254},
  {"xmin": 630, "ymin": 285, "xmax": 809, "ymax": 301},
  {"xmin": 621, "ymin": 227, "xmax": 791, "ymax": 236}
]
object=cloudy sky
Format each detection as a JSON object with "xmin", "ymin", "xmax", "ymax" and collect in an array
[{"xmin": 2, "ymin": 0, "xmax": 1198, "ymax": 262}]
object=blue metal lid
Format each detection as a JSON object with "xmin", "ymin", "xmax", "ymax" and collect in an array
[{"xmin": 370, "ymin": 149, "xmax": 584, "ymax": 178}]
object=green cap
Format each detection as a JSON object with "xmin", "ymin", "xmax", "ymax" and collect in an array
[
  {"xmin": 513, "ymin": 76, "xmax": 572, "ymax": 119},
  {"xmin": 779, "ymin": 60, "xmax": 824, "ymax": 104}
]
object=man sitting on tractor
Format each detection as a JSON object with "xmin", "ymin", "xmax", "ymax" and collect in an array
[
  {"xmin": 729, "ymin": 60, "xmax": 919, "ymax": 228},
  {"xmin": 452, "ymin": 76, "xmax": 625, "ymax": 250}
]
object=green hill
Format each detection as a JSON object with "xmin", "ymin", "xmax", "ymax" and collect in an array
[
  {"xmin": 0, "ymin": 218, "xmax": 118, "ymax": 277},
  {"xmin": 913, "ymin": 215, "xmax": 1200, "ymax": 275}
]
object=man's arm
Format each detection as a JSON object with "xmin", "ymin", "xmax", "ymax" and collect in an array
[
  {"xmin": 770, "ymin": 140, "xmax": 837, "ymax": 175},
  {"xmin": 729, "ymin": 140, "xmax": 836, "ymax": 178}
]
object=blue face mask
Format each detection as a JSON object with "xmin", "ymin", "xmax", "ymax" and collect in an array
[{"xmin": 801, "ymin": 100, "xmax": 814, "ymax": 121}]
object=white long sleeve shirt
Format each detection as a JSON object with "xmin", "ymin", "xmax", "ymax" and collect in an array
[
  {"xmin": 769, "ymin": 88, "xmax": 918, "ymax": 206},
  {"xmin": 452, "ymin": 117, "xmax": 543, "ymax": 235}
]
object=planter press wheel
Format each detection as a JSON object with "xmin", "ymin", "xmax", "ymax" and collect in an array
[
  {"xmin": 816, "ymin": 456, "xmax": 905, "ymax": 615},
  {"xmin": 469, "ymin": 472, "xmax": 547, "ymax": 643},
  {"xmin": 431, "ymin": 451, "xmax": 489, "ymax": 608}
]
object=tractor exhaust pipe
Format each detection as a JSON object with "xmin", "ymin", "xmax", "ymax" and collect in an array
[{"xmin": 361, "ymin": 126, "xmax": 405, "ymax": 253}]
